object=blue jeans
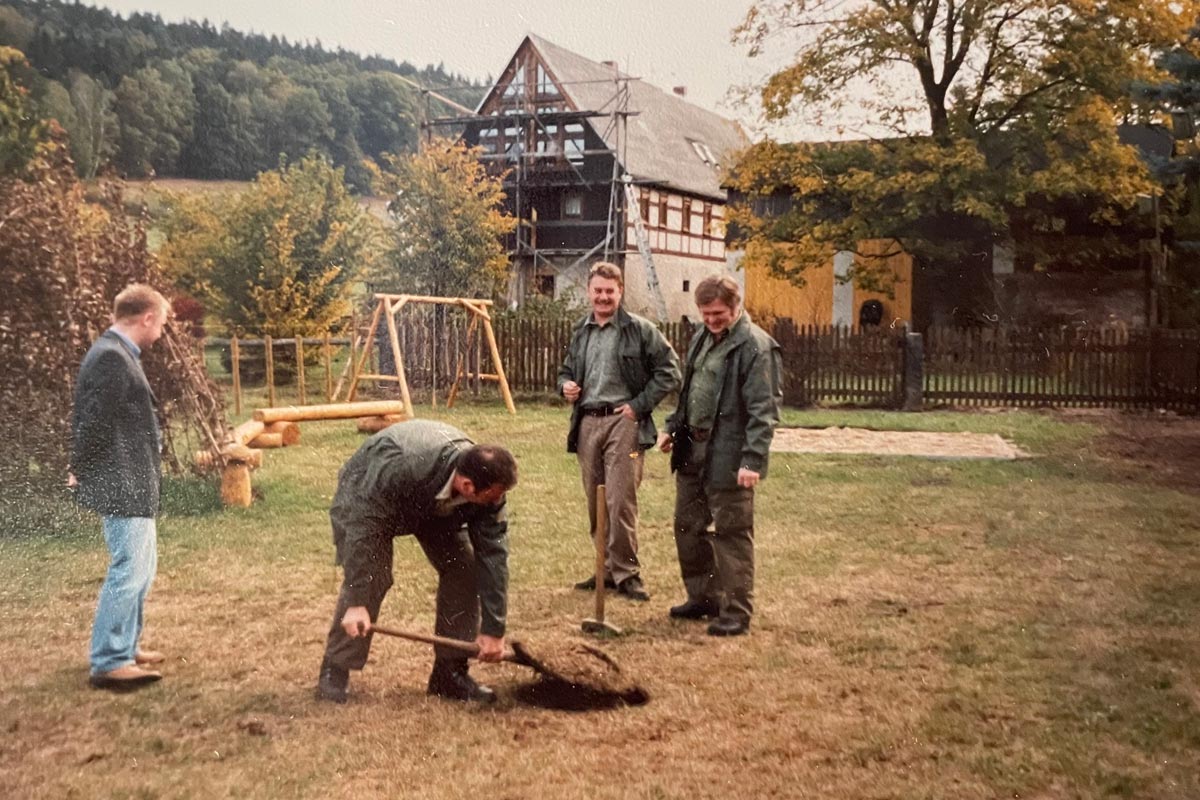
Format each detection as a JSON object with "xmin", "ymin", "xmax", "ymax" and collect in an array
[{"xmin": 90, "ymin": 516, "xmax": 157, "ymax": 675}]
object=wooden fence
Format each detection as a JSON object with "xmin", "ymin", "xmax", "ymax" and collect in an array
[
  {"xmin": 923, "ymin": 325, "xmax": 1200, "ymax": 410},
  {"xmin": 203, "ymin": 320, "xmax": 1200, "ymax": 413}
]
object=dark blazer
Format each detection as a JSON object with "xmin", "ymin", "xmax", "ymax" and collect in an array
[
  {"xmin": 329, "ymin": 420, "xmax": 510, "ymax": 637},
  {"xmin": 70, "ymin": 330, "xmax": 162, "ymax": 517}
]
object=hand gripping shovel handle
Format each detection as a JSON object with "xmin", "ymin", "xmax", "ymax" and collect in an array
[{"xmin": 371, "ymin": 623, "xmax": 517, "ymax": 664}]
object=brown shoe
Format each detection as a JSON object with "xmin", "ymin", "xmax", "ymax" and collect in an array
[
  {"xmin": 135, "ymin": 649, "xmax": 166, "ymax": 665},
  {"xmin": 89, "ymin": 664, "xmax": 162, "ymax": 691}
]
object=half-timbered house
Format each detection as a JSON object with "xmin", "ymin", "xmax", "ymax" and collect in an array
[{"xmin": 457, "ymin": 34, "xmax": 747, "ymax": 321}]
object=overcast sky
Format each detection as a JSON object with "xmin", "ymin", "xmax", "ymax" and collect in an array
[{"xmin": 82, "ymin": 0, "xmax": 813, "ymax": 136}]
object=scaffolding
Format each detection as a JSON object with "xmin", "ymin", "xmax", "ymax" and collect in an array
[{"xmin": 422, "ymin": 59, "xmax": 668, "ymax": 315}]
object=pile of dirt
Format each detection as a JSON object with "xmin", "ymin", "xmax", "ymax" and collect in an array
[{"xmin": 509, "ymin": 640, "xmax": 649, "ymax": 711}]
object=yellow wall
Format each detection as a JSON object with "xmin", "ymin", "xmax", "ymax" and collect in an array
[
  {"xmin": 743, "ymin": 239, "xmax": 913, "ymax": 328},
  {"xmin": 744, "ymin": 257, "xmax": 836, "ymax": 326}
]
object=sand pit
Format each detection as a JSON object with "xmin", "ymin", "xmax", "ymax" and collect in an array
[{"xmin": 772, "ymin": 427, "xmax": 1028, "ymax": 460}]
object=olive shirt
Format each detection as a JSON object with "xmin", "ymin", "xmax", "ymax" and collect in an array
[
  {"xmin": 581, "ymin": 317, "xmax": 630, "ymax": 408},
  {"xmin": 558, "ymin": 306, "xmax": 681, "ymax": 453},
  {"xmin": 667, "ymin": 312, "xmax": 783, "ymax": 488},
  {"xmin": 328, "ymin": 420, "xmax": 510, "ymax": 637}
]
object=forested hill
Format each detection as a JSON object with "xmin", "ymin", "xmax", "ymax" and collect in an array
[{"xmin": 0, "ymin": 0, "xmax": 487, "ymax": 189}]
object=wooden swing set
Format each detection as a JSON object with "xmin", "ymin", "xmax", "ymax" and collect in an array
[{"xmin": 332, "ymin": 293, "xmax": 516, "ymax": 417}]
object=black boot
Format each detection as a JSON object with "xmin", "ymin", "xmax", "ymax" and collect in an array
[
  {"xmin": 669, "ymin": 598, "xmax": 720, "ymax": 620},
  {"xmin": 427, "ymin": 659, "xmax": 496, "ymax": 704},
  {"xmin": 707, "ymin": 616, "xmax": 750, "ymax": 637},
  {"xmin": 316, "ymin": 658, "xmax": 349, "ymax": 703}
]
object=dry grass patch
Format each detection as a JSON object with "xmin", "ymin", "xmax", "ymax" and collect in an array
[{"xmin": 1, "ymin": 405, "xmax": 1197, "ymax": 798}]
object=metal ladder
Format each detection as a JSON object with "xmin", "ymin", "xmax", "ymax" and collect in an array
[{"xmin": 623, "ymin": 178, "xmax": 669, "ymax": 321}]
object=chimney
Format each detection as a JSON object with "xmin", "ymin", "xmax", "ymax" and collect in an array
[{"xmin": 673, "ymin": 86, "xmax": 687, "ymax": 98}]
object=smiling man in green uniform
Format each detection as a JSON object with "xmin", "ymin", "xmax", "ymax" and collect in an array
[{"xmin": 659, "ymin": 275, "xmax": 782, "ymax": 636}]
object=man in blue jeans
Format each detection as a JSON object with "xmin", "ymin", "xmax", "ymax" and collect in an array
[{"xmin": 70, "ymin": 284, "xmax": 170, "ymax": 690}]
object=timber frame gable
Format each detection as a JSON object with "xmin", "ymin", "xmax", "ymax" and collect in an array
[{"xmin": 450, "ymin": 34, "xmax": 748, "ymax": 321}]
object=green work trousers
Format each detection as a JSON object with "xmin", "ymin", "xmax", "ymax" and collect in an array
[
  {"xmin": 323, "ymin": 526, "xmax": 480, "ymax": 669},
  {"xmin": 673, "ymin": 470, "xmax": 755, "ymax": 623}
]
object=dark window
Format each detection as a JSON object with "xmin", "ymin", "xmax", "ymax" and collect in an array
[
  {"xmin": 639, "ymin": 194, "xmax": 650, "ymax": 222},
  {"xmin": 536, "ymin": 274, "xmax": 555, "ymax": 296},
  {"xmin": 682, "ymin": 198, "xmax": 692, "ymax": 233},
  {"xmin": 657, "ymin": 196, "xmax": 668, "ymax": 226},
  {"xmin": 682, "ymin": 280, "xmax": 690, "ymax": 292}
]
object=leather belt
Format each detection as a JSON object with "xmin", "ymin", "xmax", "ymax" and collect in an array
[{"xmin": 581, "ymin": 404, "xmax": 620, "ymax": 417}]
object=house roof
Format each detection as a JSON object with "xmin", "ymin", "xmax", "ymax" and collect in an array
[{"xmin": 522, "ymin": 34, "xmax": 747, "ymax": 201}]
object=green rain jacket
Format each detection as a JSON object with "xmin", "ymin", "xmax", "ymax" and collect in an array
[
  {"xmin": 666, "ymin": 312, "xmax": 783, "ymax": 488},
  {"xmin": 557, "ymin": 306, "xmax": 680, "ymax": 453},
  {"xmin": 329, "ymin": 420, "xmax": 510, "ymax": 637}
]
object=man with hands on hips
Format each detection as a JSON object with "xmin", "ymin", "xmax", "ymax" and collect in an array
[{"xmin": 558, "ymin": 261, "xmax": 680, "ymax": 602}]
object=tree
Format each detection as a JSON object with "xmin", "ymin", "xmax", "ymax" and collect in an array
[
  {"xmin": 159, "ymin": 155, "xmax": 383, "ymax": 336},
  {"xmin": 1135, "ymin": 28, "xmax": 1200, "ymax": 180},
  {"xmin": 347, "ymin": 72, "xmax": 418, "ymax": 159},
  {"xmin": 730, "ymin": 0, "xmax": 1196, "ymax": 287},
  {"xmin": 0, "ymin": 46, "xmax": 43, "ymax": 175},
  {"xmin": 1133, "ymin": 28, "xmax": 1200, "ymax": 323},
  {"xmin": 0, "ymin": 106, "xmax": 225, "ymax": 513},
  {"xmin": 369, "ymin": 138, "xmax": 516, "ymax": 299},
  {"xmin": 113, "ymin": 61, "xmax": 196, "ymax": 176},
  {"xmin": 67, "ymin": 69, "xmax": 117, "ymax": 178}
]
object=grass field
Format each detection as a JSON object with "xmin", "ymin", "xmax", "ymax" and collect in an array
[{"xmin": 1, "ymin": 402, "xmax": 1198, "ymax": 799}]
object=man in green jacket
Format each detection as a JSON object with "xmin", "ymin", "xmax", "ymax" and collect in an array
[
  {"xmin": 658, "ymin": 275, "xmax": 782, "ymax": 636},
  {"xmin": 558, "ymin": 262, "xmax": 680, "ymax": 601},
  {"xmin": 315, "ymin": 420, "xmax": 518, "ymax": 704}
]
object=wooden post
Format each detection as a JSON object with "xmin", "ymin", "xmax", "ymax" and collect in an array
[
  {"xmin": 431, "ymin": 307, "xmax": 439, "ymax": 409},
  {"xmin": 383, "ymin": 296, "xmax": 414, "ymax": 418},
  {"xmin": 447, "ymin": 311, "xmax": 479, "ymax": 408},
  {"xmin": 470, "ymin": 303, "xmax": 515, "ymax": 415},
  {"xmin": 324, "ymin": 332, "xmax": 333, "ymax": 402},
  {"xmin": 263, "ymin": 420, "xmax": 301, "ymax": 445},
  {"xmin": 264, "ymin": 335, "xmax": 276, "ymax": 408},
  {"xmin": 296, "ymin": 335, "xmax": 306, "ymax": 405},
  {"xmin": 231, "ymin": 336, "xmax": 242, "ymax": 416},
  {"xmin": 347, "ymin": 302, "xmax": 384, "ymax": 402},
  {"xmin": 254, "ymin": 400, "xmax": 407, "ymax": 423},
  {"xmin": 221, "ymin": 463, "xmax": 253, "ymax": 507},
  {"xmin": 474, "ymin": 321, "xmax": 482, "ymax": 396},
  {"xmin": 231, "ymin": 419, "xmax": 266, "ymax": 446},
  {"xmin": 349, "ymin": 311, "xmax": 359, "ymax": 386}
]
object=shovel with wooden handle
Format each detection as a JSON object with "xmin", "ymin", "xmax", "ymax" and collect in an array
[
  {"xmin": 371, "ymin": 624, "xmax": 524, "ymax": 665},
  {"xmin": 582, "ymin": 485, "xmax": 621, "ymax": 636},
  {"xmin": 371, "ymin": 622, "xmax": 649, "ymax": 705}
]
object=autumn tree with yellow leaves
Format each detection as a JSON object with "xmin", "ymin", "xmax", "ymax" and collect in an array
[
  {"xmin": 159, "ymin": 155, "xmax": 382, "ymax": 337},
  {"xmin": 368, "ymin": 138, "xmax": 516, "ymax": 300},
  {"xmin": 729, "ymin": 0, "xmax": 1197, "ymax": 289}
]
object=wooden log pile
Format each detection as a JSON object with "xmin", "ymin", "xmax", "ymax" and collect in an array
[{"xmin": 201, "ymin": 401, "xmax": 412, "ymax": 507}]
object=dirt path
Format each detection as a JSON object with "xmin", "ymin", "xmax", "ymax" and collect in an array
[
  {"xmin": 772, "ymin": 426, "xmax": 1029, "ymax": 459},
  {"xmin": 1087, "ymin": 409, "xmax": 1200, "ymax": 493}
]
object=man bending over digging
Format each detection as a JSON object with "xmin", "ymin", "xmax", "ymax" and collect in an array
[{"xmin": 315, "ymin": 420, "xmax": 518, "ymax": 705}]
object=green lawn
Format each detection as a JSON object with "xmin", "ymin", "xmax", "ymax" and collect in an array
[{"xmin": 1, "ymin": 402, "xmax": 1197, "ymax": 799}]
